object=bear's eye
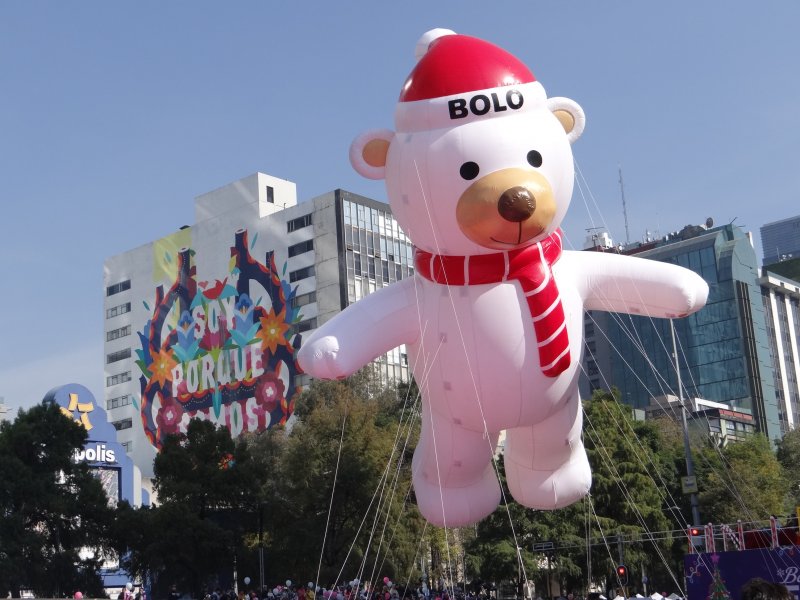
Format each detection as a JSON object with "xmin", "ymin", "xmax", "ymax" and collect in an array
[
  {"xmin": 459, "ymin": 161, "xmax": 480, "ymax": 181},
  {"xmin": 527, "ymin": 150, "xmax": 543, "ymax": 168}
]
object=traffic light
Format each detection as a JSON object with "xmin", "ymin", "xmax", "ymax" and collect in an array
[
  {"xmin": 689, "ymin": 527, "xmax": 705, "ymax": 549},
  {"xmin": 616, "ymin": 564, "xmax": 629, "ymax": 586}
]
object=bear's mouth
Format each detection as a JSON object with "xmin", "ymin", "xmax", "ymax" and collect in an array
[{"xmin": 490, "ymin": 223, "xmax": 524, "ymax": 246}]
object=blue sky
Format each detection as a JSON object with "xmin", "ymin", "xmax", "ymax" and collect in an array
[{"xmin": 1, "ymin": 2, "xmax": 798, "ymax": 417}]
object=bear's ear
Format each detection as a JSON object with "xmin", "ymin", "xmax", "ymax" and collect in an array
[
  {"xmin": 350, "ymin": 129, "xmax": 395, "ymax": 180},
  {"xmin": 546, "ymin": 97, "xmax": 586, "ymax": 144}
]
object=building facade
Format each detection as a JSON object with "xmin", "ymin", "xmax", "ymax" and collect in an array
[
  {"xmin": 759, "ymin": 270, "xmax": 800, "ymax": 434},
  {"xmin": 642, "ymin": 395, "xmax": 757, "ymax": 446},
  {"xmin": 103, "ymin": 173, "xmax": 413, "ymax": 476},
  {"xmin": 761, "ymin": 215, "xmax": 800, "ymax": 266},
  {"xmin": 581, "ymin": 223, "xmax": 783, "ymax": 443}
]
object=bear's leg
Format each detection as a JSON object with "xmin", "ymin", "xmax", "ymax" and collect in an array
[
  {"xmin": 504, "ymin": 394, "xmax": 591, "ymax": 510},
  {"xmin": 412, "ymin": 406, "xmax": 501, "ymax": 527}
]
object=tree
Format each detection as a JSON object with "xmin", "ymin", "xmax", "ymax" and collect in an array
[
  {"xmin": 581, "ymin": 390, "xmax": 674, "ymax": 594},
  {"xmin": 263, "ymin": 369, "xmax": 425, "ymax": 587},
  {"xmin": 699, "ymin": 434, "xmax": 788, "ymax": 525},
  {"xmin": 776, "ymin": 427, "xmax": 800, "ymax": 511},
  {"xmin": 0, "ymin": 402, "xmax": 113, "ymax": 597},
  {"xmin": 115, "ymin": 418, "xmax": 265, "ymax": 598}
]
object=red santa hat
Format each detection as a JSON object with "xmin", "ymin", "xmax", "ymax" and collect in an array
[{"xmin": 395, "ymin": 29, "xmax": 547, "ymax": 132}]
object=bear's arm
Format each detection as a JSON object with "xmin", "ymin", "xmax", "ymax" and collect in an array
[
  {"xmin": 297, "ymin": 277, "xmax": 420, "ymax": 380},
  {"xmin": 558, "ymin": 250, "xmax": 709, "ymax": 318}
]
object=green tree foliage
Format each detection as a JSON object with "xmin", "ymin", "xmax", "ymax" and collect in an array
[
  {"xmin": 699, "ymin": 434, "xmax": 788, "ymax": 524},
  {"xmin": 576, "ymin": 390, "xmax": 673, "ymax": 593},
  {"xmin": 263, "ymin": 369, "xmax": 425, "ymax": 586},
  {"xmin": 115, "ymin": 419, "xmax": 264, "ymax": 598},
  {"xmin": 776, "ymin": 427, "xmax": 800, "ymax": 511},
  {"xmin": 0, "ymin": 403, "xmax": 113, "ymax": 597}
]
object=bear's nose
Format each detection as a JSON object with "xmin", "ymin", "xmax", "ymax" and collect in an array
[{"xmin": 497, "ymin": 186, "xmax": 535, "ymax": 222}]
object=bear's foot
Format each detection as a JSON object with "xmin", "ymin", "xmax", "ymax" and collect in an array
[
  {"xmin": 413, "ymin": 465, "xmax": 501, "ymax": 527},
  {"xmin": 505, "ymin": 441, "xmax": 591, "ymax": 510}
]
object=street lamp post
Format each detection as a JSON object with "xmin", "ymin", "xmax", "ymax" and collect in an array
[{"xmin": 670, "ymin": 319, "xmax": 701, "ymax": 527}]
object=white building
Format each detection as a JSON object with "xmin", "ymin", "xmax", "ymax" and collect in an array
[
  {"xmin": 103, "ymin": 173, "xmax": 413, "ymax": 476},
  {"xmin": 0, "ymin": 397, "xmax": 11, "ymax": 423},
  {"xmin": 760, "ymin": 269, "xmax": 800, "ymax": 433}
]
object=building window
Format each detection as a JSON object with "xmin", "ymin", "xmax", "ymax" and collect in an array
[
  {"xmin": 290, "ymin": 291, "xmax": 316, "ymax": 308},
  {"xmin": 289, "ymin": 265, "xmax": 315, "ymax": 283},
  {"xmin": 106, "ymin": 302, "xmax": 131, "ymax": 319},
  {"xmin": 287, "ymin": 214, "xmax": 312, "ymax": 233},
  {"xmin": 106, "ymin": 280, "xmax": 131, "ymax": 296},
  {"xmin": 266, "ymin": 185, "xmax": 274, "ymax": 204},
  {"xmin": 291, "ymin": 318, "xmax": 317, "ymax": 334},
  {"xmin": 112, "ymin": 418, "xmax": 132, "ymax": 431},
  {"xmin": 107, "ymin": 394, "xmax": 132, "ymax": 410},
  {"xmin": 288, "ymin": 239, "xmax": 314, "ymax": 257},
  {"xmin": 107, "ymin": 348, "xmax": 132, "ymax": 364},
  {"xmin": 106, "ymin": 325, "xmax": 131, "ymax": 341},
  {"xmin": 106, "ymin": 371, "xmax": 132, "ymax": 387}
]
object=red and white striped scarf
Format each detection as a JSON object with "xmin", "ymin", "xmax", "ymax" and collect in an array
[{"xmin": 414, "ymin": 229, "xmax": 570, "ymax": 377}]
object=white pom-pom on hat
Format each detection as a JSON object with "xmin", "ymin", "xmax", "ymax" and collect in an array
[{"xmin": 414, "ymin": 28, "xmax": 456, "ymax": 61}]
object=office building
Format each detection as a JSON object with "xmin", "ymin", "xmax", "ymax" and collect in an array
[
  {"xmin": 103, "ymin": 173, "xmax": 413, "ymax": 476},
  {"xmin": 581, "ymin": 222, "xmax": 783, "ymax": 443},
  {"xmin": 759, "ymin": 270, "xmax": 800, "ymax": 434},
  {"xmin": 761, "ymin": 215, "xmax": 800, "ymax": 266}
]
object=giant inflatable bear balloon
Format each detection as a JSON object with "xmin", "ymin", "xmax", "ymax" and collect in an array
[{"xmin": 298, "ymin": 29, "xmax": 708, "ymax": 527}]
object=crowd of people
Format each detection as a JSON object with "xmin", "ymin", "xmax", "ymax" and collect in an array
[
  {"xmin": 97, "ymin": 575, "xmax": 792, "ymax": 600},
  {"xmin": 199, "ymin": 579, "xmax": 480, "ymax": 600}
]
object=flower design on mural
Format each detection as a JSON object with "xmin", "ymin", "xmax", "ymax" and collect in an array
[
  {"xmin": 156, "ymin": 395, "xmax": 184, "ymax": 436},
  {"xmin": 149, "ymin": 347, "xmax": 178, "ymax": 389},
  {"xmin": 172, "ymin": 310, "xmax": 200, "ymax": 363},
  {"xmin": 230, "ymin": 293, "xmax": 259, "ymax": 347},
  {"xmin": 256, "ymin": 308, "xmax": 291, "ymax": 355},
  {"xmin": 219, "ymin": 452, "xmax": 236, "ymax": 470},
  {"xmin": 255, "ymin": 372, "xmax": 286, "ymax": 414}
]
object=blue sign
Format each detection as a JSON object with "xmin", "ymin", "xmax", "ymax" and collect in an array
[{"xmin": 44, "ymin": 383, "xmax": 148, "ymax": 507}]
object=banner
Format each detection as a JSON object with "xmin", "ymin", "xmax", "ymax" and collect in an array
[{"xmin": 685, "ymin": 548, "xmax": 800, "ymax": 600}]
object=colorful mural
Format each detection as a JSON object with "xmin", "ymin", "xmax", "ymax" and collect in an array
[{"xmin": 135, "ymin": 229, "xmax": 304, "ymax": 450}]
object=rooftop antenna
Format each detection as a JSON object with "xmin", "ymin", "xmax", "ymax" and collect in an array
[{"xmin": 619, "ymin": 165, "xmax": 630, "ymax": 245}]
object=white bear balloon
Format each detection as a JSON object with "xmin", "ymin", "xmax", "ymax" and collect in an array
[{"xmin": 298, "ymin": 30, "xmax": 708, "ymax": 527}]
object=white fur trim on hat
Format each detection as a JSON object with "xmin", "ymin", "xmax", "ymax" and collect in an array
[{"xmin": 395, "ymin": 81, "xmax": 546, "ymax": 133}]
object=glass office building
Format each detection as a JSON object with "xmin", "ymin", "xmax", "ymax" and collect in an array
[
  {"xmin": 582, "ymin": 223, "xmax": 782, "ymax": 443},
  {"xmin": 761, "ymin": 215, "xmax": 800, "ymax": 266}
]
